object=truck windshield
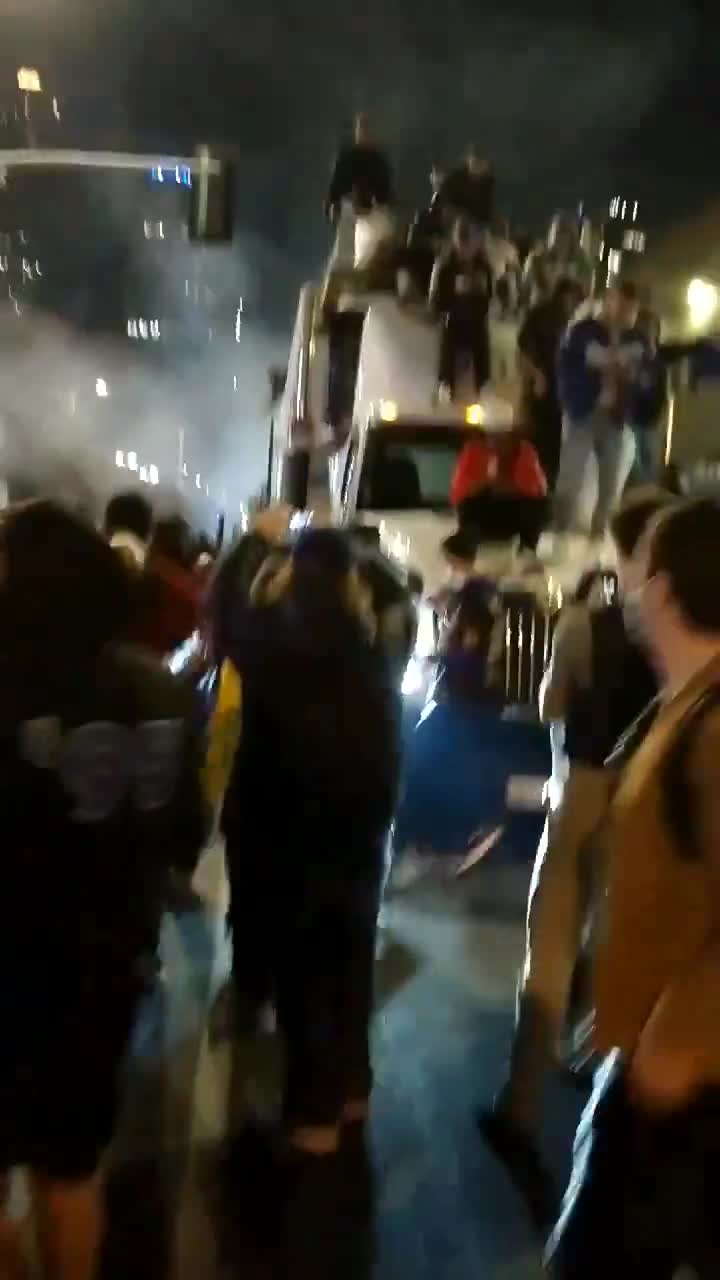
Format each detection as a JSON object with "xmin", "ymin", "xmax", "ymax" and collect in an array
[{"xmin": 357, "ymin": 424, "xmax": 477, "ymax": 511}]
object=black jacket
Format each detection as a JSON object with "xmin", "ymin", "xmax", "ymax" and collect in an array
[
  {"xmin": 431, "ymin": 247, "xmax": 493, "ymax": 320},
  {"xmin": 222, "ymin": 595, "xmax": 400, "ymax": 858},
  {"xmin": 325, "ymin": 144, "xmax": 394, "ymax": 217},
  {"xmin": 438, "ymin": 166, "xmax": 495, "ymax": 226},
  {"xmin": 0, "ymin": 643, "xmax": 208, "ymax": 961}
]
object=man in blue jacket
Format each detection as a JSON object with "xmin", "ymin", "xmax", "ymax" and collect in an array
[{"xmin": 555, "ymin": 281, "xmax": 647, "ymax": 539}]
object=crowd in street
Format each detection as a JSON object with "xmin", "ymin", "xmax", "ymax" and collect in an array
[
  {"xmin": 4, "ymin": 473, "xmax": 720, "ymax": 1278},
  {"xmin": 3, "ymin": 118, "xmax": 720, "ymax": 1280}
]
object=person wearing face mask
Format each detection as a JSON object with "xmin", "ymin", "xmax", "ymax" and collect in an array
[
  {"xmin": 478, "ymin": 488, "xmax": 672, "ymax": 1235},
  {"xmin": 548, "ymin": 496, "xmax": 720, "ymax": 1276}
]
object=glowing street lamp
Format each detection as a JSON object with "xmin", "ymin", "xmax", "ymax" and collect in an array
[
  {"xmin": 687, "ymin": 278, "xmax": 718, "ymax": 331},
  {"xmin": 17, "ymin": 68, "xmax": 42, "ymax": 93}
]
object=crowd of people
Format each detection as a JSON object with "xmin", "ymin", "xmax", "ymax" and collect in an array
[
  {"xmin": 1, "ymin": 120, "xmax": 720, "ymax": 1280},
  {"xmin": 324, "ymin": 115, "xmax": 704, "ymax": 548},
  {"xmin": 3, "ymin": 463, "xmax": 720, "ymax": 1277}
]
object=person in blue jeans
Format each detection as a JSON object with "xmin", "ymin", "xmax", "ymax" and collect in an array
[{"xmin": 555, "ymin": 281, "xmax": 649, "ymax": 539}]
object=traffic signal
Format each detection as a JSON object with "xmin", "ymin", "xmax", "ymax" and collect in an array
[{"xmin": 188, "ymin": 146, "xmax": 235, "ymax": 243}]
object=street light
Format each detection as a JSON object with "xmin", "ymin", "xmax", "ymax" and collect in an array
[
  {"xmin": 17, "ymin": 68, "xmax": 42, "ymax": 93},
  {"xmin": 95, "ymin": 378, "xmax": 109, "ymax": 398},
  {"xmin": 687, "ymin": 278, "xmax": 718, "ymax": 331}
]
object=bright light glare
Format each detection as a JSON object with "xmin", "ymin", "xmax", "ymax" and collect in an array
[
  {"xmin": 466, "ymin": 403, "xmax": 485, "ymax": 426},
  {"xmin": 95, "ymin": 378, "xmax": 109, "ymax": 398},
  {"xmin": 379, "ymin": 400, "xmax": 398, "ymax": 423},
  {"xmin": 687, "ymin": 278, "xmax": 718, "ymax": 330},
  {"xmin": 148, "ymin": 464, "xmax": 159, "ymax": 486},
  {"xmin": 195, "ymin": 473, "xmax": 202, "ymax": 490},
  {"xmin": 17, "ymin": 68, "xmax": 42, "ymax": 93},
  {"xmin": 115, "ymin": 450, "xmax": 125, "ymax": 468},
  {"xmin": 127, "ymin": 452, "xmax": 138, "ymax": 472},
  {"xmin": 401, "ymin": 657, "xmax": 424, "ymax": 697},
  {"xmin": 139, "ymin": 466, "xmax": 148, "ymax": 483}
]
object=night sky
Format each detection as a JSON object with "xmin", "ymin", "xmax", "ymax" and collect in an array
[
  {"xmin": 4, "ymin": 0, "xmax": 720, "ymax": 320},
  {"xmin": 3, "ymin": 0, "xmax": 720, "ymax": 332}
]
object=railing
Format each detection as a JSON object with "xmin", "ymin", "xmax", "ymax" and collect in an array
[{"xmin": 502, "ymin": 593, "xmax": 557, "ymax": 709}]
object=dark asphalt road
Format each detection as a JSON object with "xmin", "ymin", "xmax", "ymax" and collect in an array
[{"xmin": 96, "ymin": 844, "xmax": 584, "ymax": 1279}]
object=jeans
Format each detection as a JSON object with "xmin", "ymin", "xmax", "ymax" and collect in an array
[
  {"xmin": 458, "ymin": 492, "xmax": 548, "ymax": 551},
  {"xmin": 547, "ymin": 1060, "xmax": 720, "ymax": 1277},
  {"xmin": 439, "ymin": 317, "xmax": 490, "ymax": 395},
  {"xmin": 555, "ymin": 411, "xmax": 636, "ymax": 538},
  {"xmin": 629, "ymin": 424, "xmax": 662, "ymax": 487}
]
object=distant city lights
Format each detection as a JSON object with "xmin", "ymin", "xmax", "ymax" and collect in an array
[
  {"xmin": 127, "ymin": 318, "xmax": 161, "ymax": 341},
  {"xmin": 95, "ymin": 378, "xmax": 109, "ymax": 398},
  {"xmin": 151, "ymin": 164, "xmax": 192, "ymax": 187},
  {"xmin": 115, "ymin": 452, "xmax": 160, "ymax": 486}
]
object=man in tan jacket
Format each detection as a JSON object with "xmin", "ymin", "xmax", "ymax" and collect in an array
[{"xmin": 548, "ymin": 497, "xmax": 720, "ymax": 1276}]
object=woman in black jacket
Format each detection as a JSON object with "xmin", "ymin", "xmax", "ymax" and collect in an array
[
  {"xmin": 222, "ymin": 529, "xmax": 400, "ymax": 1170},
  {"xmin": 0, "ymin": 501, "xmax": 207, "ymax": 1280}
]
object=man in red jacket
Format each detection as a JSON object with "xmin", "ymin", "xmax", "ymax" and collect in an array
[{"xmin": 451, "ymin": 427, "xmax": 548, "ymax": 551}]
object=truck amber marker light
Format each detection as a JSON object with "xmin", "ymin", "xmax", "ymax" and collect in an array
[
  {"xmin": 379, "ymin": 400, "xmax": 399, "ymax": 422},
  {"xmin": 465, "ymin": 404, "xmax": 485, "ymax": 426}
]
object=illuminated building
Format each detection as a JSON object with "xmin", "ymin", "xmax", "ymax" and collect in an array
[
  {"xmin": 599, "ymin": 196, "xmax": 647, "ymax": 287},
  {"xmin": 0, "ymin": 68, "xmax": 61, "ymax": 316}
]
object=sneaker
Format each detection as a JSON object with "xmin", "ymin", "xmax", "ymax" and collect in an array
[{"xmin": 477, "ymin": 1108, "xmax": 560, "ymax": 1236}]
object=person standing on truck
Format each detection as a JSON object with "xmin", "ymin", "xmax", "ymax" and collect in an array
[
  {"xmin": 523, "ymin": 215, "xmax": 592, "ymax": 309},
  {"xmin": 431, "ymin": 217, "xmax": 494, "ymax": 399},
  {"xmin": 406, "ymin": 166, "xmax": 448, "ymax": 296},
  {"xmin": 450, "ymin": 423, "xmax": 548, "ymax": 551},
  {"xmin": 548, "ymin": 496, "xmax": 720, "ymax": 1277},
  {"xmin": 478, "ymin": 488, "xmax": 672, "ymax": 1237},
  {"xmin": 555, "ymin": 280, "xmax": 647, "ymax": 540},
  {"xmin": 518, "ymin": 277, "xmax": 586, "ymax": 492},
  {"xmin": 325, "ymin": 113, "xmax": 394, "ymax": 268},
  {"xmin": 438, "ymin": 145, "xmax": 495, "ymax": 230}
]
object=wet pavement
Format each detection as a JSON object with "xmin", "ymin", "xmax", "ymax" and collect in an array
[{"xmin": 99, "ymin": 842, "xmax": 585, "ymax": 1279}]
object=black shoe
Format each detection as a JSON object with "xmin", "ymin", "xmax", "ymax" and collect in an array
[
  {"xmin": 476, "ymin": 1108, "xmax": 560, "ymax": 1236},
  {"xmin": 278, "ymin": 1148, "xmax": 343, "ymax": 1279},
  {"xmin": 339, "ymin": 1120, "xmax": 376, "ymax": 1225}
]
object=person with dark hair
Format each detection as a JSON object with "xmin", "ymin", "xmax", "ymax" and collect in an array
[
  {"xmin": 479, "ymin": 487, "xmax": 674, "ymax": 1236},
  {"xmin": 104, "ymin": 490, "xmax": 153, "ymax": 571},
  {"xmin": 430, "ymin": 217, "xmax": 494, "ymax": 398},
  {"xmin": 221, "ymin": 529, "xmax": 399, "ymax": 1244},
  {"xmin": 441, "ymin": 528, "xmax": 479, "ymax": 583},
  {"xmin": 518, "ymin": 277, "xmax": 587, "ymax": 492},
  {"xmin": 0, "ymin": 501, "xmax": 207, "ymax": 1280},
  {"xmin": 325, "ymin": 113, "xmax": 394, "ymax": 223},
  {"xmin": 437, "ymin": 145, "xmax": 495, "ymax": 230},
  {"xmin": 133, "ymin": 516, "xmax": 201, "ymax": 659},
  {"xmin": 548, "ymin": 496, "xmax": 720, "ymax": 1274},
  {"xmin": 556, "ymin": 281, "xmax": 650, "ymax": 539},
  {"xmin": 406, "ymin": 166, "xmax": 448, "ymax": 296},
  {"xmin": 208, "ymin": 505, "xmax": 293, "ymax": 668},
  {"xmin": 523, "ymin": 215, "xmax": 592, "ymax": 309}
]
